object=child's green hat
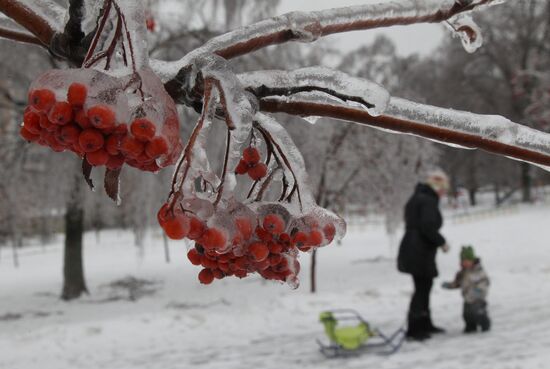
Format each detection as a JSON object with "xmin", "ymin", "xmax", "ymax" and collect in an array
[{"xmin": 460, "ymin": 245, "xmax": 476, "ymax": 261}]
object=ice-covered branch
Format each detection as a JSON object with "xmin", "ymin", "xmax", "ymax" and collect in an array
[
  {"xmin": 259, "ymin": 95, "xmax": 550, "ymax": 171},
  {"xmin": 0, "ymin": 0, "xmax": 62, "ymax": 46},
  {"xmin": 154, "ymin": 0, "xmax": 505, "ymax": 81},
  {"xmin": 240, "ymin": 67, "xmax": 390, "ymax": 117},
  {"xmin": 0, "ymin": 25, "xmax": 41, "ymax": 45}
]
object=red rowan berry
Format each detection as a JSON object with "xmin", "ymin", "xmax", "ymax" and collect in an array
[
  {"xmin": 254, "ymin": 258, "xmax": 271, "ymax": 271},
  {"xmin": 269, "ymin": 254, "xmax": 284, "ymax": 266},
  {"xmin": 146, "ymin": 16, "xmax": 156, "ymax": 32},
  {"xmin": 120, "ymin": 136, "xmax": 144, "ymax": 158},
  {"xmin": 23, "ymin": 111, "xmax": 41, "ymax": 134},
  {"xmin": 74, "ymin": 110, "xmax": 92, "ymax": 129},
  {"xmin": 48, "ymin": 102, "xmax": 73, "ymax": 125},
  {"xmin": 142, "ymin": 161, "xmax": 160, "ymax": 172},
  {"xmin": 86, "ymin": 148, "xmax": 109, "ymax": 166},
  {"xmin": 273, "ymin": 258, "xmax": 289, "ymax": 272},
  {"xmin": 188, "ymin": 217, "xmax": 206, "ymax": 240},
  {"xmin": 57, "ymin": 125, "xmax": 81, "ymax": 145},
  {"xmin": 88, "ymin": 105, "xmax": 116, "ymax": 130},
  {"xmin": 67, "ymin": 83, "xmax": 87, "ymax": 107},
  {"xmin": 323, "ymin": 223, "xmax": 336, "ymax": 242},
  {"xmin": 198, "ymin": 269, "xmax": 214, "ymax": 284},
  {"xmin": 268, "ymin": 242, "xmax": 283, "ymax": 254},
  {"xmin": 160, "ymin": 213, "xmax": 190, "ymax": 240},
  {"xmin": 105, "ymin": 135, "xmax": 121, "ymax": 156},
  {"xmin": 263, "ymin": 214, "xmax": 285, "ymax": 235},
  {"xmin": 212, "ymin": 269, "xmax": 225, "ymax": 279},
  {"xmin": 72, "ymin": 141, "xmax": 84, "ymax": 156},
  {"xmin": 106, "ymin": 154, "xmax": 125, "ymax": 170},
  {"xmin": 234, "ymin": 270, "xmax": 247, "ymax": 279},
  {"xmin": 114, "ymin": 123, "xmax": 128, "ymax": 135},
  {"xmin": 249, "ymin": 242, "xmax": 269, "ymax": 262},
  {"xmin": 255, "ymin": 226, "xmax": 273, "ymax": 242},
  {"xmin": 235, "ymin": 159, "xmax": 248, "ymax": 175},
  {"xmin": 79, "ymin": 129, "xmax": 104, "ymax": 152},
  {"xmin": 218, "ymin": 262, "xmax": 230, "ymax": 273},
  {"xmin": 248, "ymin": 162, "xmax": 267, "ymax": 180},
  {"xmin": 131, "ymin": 118, "xmax": 156, "ymax": 142},
  {"xmin": 29, "ymin": 89, "xmax": 55, "ymax": 112},
  {"xmin": 201, "ymin": 256, "xmax": 218, "ymax": 269},
  {"xmin": 292, "ymin": 232, "xmax": 309, "ymax": 249},
  {"xmin": 157, "ymin": 203, "xmax": 171, "ymax": 224},
  {"xmin": 242, "ymin": 147, "xmax": 260, "ymax": 164},
  {"xmin": 187, "ymin": 248, "xmax": 201, "ymax": 265},
  {"xmin": 19, "ymin": 127, "xmax": 40, "ymax": 142},
  {"xmin": 145, "ymin": 136, "xmax": 169, "ymax": 159},
  {"xmin": 234, "ymin": 256, "xmax": 248, "ymax": 270},
  {"xmin": 218, "ymin": 252, "xmax": 233, "ymax": 263},
  {"xmin": 308, "ymin": 230, "xmax": 323, "ymax": 246},
  {"xmin": 235, "ymin": 217, "xmax": 253, "ymax": 240},
  {"xmin": 38, "ymin": 113, "xmax": 52, "ymax": 130},
  {"xmin": 199, "ymin": 228, "xmax": 227, "ymax": 250}
]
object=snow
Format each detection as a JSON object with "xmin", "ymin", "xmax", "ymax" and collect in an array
[{"xmin": 1, "ymin": 202, "xmax": 550, "ymax": 369}]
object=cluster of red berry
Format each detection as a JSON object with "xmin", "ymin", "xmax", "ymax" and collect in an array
[
  {"xmin": 158, "ymin": 199, "xmax": 337, "ymax": 286},
  {"xmin": 20, "ymin": 69, "xmax": 181, "ymax": 173},
  {"xmin": 235, "ymin": 147, "xmax": 268, "ymax": 180},
  {"xmin": 21, "ymin": 84, "xmax": 174, "ymax": 172}
]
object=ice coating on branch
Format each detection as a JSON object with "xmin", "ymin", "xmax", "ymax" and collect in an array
[
  {"xmin": 152, "ymin": 0, "xmax": 469, "ymax": 81},
  {"xmin": 261, "ymin": 92, "xmax": 550, "ymax": 172},
  {"xmin": 445, "ymin": 14, "xmax": 483, "ymax": 53},
  {"xmin": 21, "ymin": 0, "xmax": 65, "ymax": 31},
  {"xmin": 240, "ymin": 67, "xmax": 390, "ymax": 117},
  {"xmin": 255, "ymin": 113, "xmax": 314, "ymax": 209},
  {"xmin": 194, "ymin": 55, "xmax": 258, "ymax": 197},
  {"xmin": 387, "ymin": 97, "xmax": 550, "ymax": 171},
  {"xmin": 115, "ymin": 0, "xmax": 149, "ymax": 69}
]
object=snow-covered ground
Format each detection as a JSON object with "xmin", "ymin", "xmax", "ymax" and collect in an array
[{"xmin": 1, "ymin": 203, "xmax": 550, "ymax": 369}]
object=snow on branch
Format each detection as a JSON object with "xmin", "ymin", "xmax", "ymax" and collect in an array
[{"xmin": 259, "ymin": 94, "xmax": 550, "ymax": 171}]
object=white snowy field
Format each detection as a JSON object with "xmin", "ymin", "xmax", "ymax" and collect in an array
[{"xmin": 1, "ymin": 203, "xmax": 550, "ymax": 369}]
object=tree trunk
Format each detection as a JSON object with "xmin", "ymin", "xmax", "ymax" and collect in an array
[
  {"xmin": 310, "ymin": 249, "xmax": 317, "ymax": 293},
  {"xmin": 61, "ymin": 181, "xmax": 88, "ymax": 300},
  {"xmin": 11, "ymin": 235, "xmax": 19, "ymax": 268},
  {"xmin": 163, "ymin": 233, "xmax": 171, "ymax": 263},
  {"xmin": 468, "ymin": 187, "xmax": 477, "ymax": 206},
  {"xmin": 521, "ymin": 162, "xmax": 532, "ymax": 203}
]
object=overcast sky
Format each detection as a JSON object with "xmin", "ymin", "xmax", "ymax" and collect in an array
[{"xmin": 277, "ymin": 0, "xmax": 445, "ymax": 56}]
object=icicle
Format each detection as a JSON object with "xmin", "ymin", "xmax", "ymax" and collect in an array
[{"xmin": 445, "ymin": 14, "xmax": 483, "ymax": 53}]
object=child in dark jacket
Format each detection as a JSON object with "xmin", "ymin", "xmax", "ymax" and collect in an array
[{"xmin": 442, "ymin": 246, "xmax": 491, "ymax": 333}]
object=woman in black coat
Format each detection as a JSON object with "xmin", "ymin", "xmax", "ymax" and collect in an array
[{"xmin": 398, "ymin": 172, "xmax": 449, "ymax": 341}]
